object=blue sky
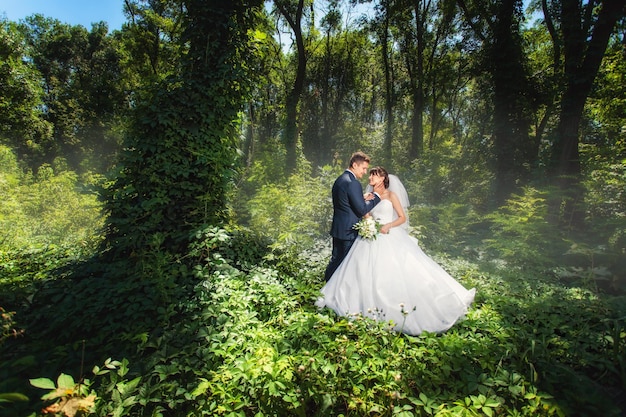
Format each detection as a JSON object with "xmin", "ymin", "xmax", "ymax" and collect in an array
[
  {"xmin": 1, "ymin": 1, "xmax": 534, "ymax": 34},
  {"xmin": 0, "ymin": 0, "xmax": 127, "ymax": 31}
]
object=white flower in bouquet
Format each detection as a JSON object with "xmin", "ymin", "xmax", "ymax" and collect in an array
[{"xmin": 353, "ymin": 217, "xmax": 381, "ymax": 240}]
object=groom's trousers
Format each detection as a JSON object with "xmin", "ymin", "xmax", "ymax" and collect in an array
[{"xmin": 324, "ymin": 237, "xmax": 355, "ymax": 281}]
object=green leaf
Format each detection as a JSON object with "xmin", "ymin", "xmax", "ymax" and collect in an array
[
  {"xmin": 117, "ymin": 376, "xmax": 142, "ymax": 397},
  {"xmin": 0, "ymin": 393, "xmax": 29, "ymax": 402},
  {"xmin": 29, "ymin": 378, "xmax": 56, "ymax": 390},
  {"xmin": 191, "ymin": 378, "xmax": 211, "ymax": 397},
  {"xmin": 252, "ymin": 29, "xmax": 267, "ymax": 41},
  {"xmin": 57, "ymin": 373, "xmax": 76, "ymax": 389}
]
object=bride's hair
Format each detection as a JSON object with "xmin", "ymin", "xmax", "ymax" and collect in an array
[{"xmin": 369, "ymin": 166, "xmax": 389, "ymax": 188}]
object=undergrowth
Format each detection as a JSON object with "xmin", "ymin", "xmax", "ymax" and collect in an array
[
  {"xmin": 1, "ymin": 153, "xmax": 625, "ymax": 416},
  {"xmin": 1, "ymin": 226, "xmax": 624, "ymax": 416}
]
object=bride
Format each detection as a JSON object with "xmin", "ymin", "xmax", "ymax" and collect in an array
[{"xmin": 316, "ymin": 166, "xmax": 475, "ymax": 335}]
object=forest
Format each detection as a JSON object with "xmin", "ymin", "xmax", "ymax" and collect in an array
[{"xmin": 0, "ymin": 0, "xmax": 625, "ymax": 416}]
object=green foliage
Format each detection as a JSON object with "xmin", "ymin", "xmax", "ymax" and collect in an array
[
  {"xmin": 247, "ymin": 163, "xmax": 337, "ymax": 252},
  {"xmin": 484, "ymin": 187, "xmax": 564, "ymax": 268},
  {"xmin": 581, "ymin": 28, "xmax": 626, "ymax": 149},
  {"xmin": 190, "ymin": 225, "xmax": 273, "ymax": 272},
  {"xmin": 103, "ymin": 2, "xmax": 264, "ymax": 255},
  {"xmin": 15, "ymin": 15, "xmax": 127, "ymax": 172},
  {"xmin": 412, "ymin": 203, "xmax": 485, "ymax": 256},
  {"xmin": 2, "ymin": 223, "xmax": 625, "ymax": 416},
  {"xmin": 0, "ymin": 147, "xmax": 104, "ymax": 307},
  {"xmin": 582, "ymin": 146, "xmax": 626, "ymax": 220},
  {"xmin": 118, "ymin": 244, "xmax": 623, "ymax": 415},
  {"xmin": 118, "ymin": 0, "xmax": 187, "ymax": 85},
  {"xmin": 0, "ymin": 147, "xmax": 104, "ymax": 250},
  {"xmin": 0, "ymin": 19, "xmax": 52, "ymax": 165},
  {"xmin": 572, "ymin": 140, "xmax": 626, "ymax": 292},
  {"xmin": 409, "ymin": 137, "xmax": 494, "ymax": 210},
  {"xmin": 27, "ymin": 358, "xmax": 141, "ymax": 417}
]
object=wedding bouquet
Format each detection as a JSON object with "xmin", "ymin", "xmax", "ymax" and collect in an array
[{"xmin": 353, "ymin": 217, "xmax": 381, "ymax": 240}]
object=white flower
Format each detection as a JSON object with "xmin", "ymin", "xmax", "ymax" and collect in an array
[{"xmin": 353, "ymin": 217, "xmax": 381, "ymax": 240}]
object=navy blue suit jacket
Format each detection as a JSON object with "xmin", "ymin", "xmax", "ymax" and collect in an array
[{"xmin": 329, "ymin": 170, "xmax": 381, "ymax": 240}]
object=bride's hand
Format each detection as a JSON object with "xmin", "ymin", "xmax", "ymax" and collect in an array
[{"xmin": 380, "ymin": 224, "xmax": 391, "ymax": 234}]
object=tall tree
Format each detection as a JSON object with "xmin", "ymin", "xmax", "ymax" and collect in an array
[
  {"xmin": 19, "ymin": 16, "xmax": 126, "ymax": 172},
  {"xmin": 457, "ymin": 0, "xmax": 535, "ymax": 203},
  {"xmin": 0, "ymin": 19, "xmax": 52, "ymax": 166},
  {"xmin": 301, "ymin": 2, "xmax": 369, "ymax": 167},
  {"xmin": 427, "ymin": 0, "xmax": 468, "ymax": 150},
  {"xmin": 104, "ymin": 0, "xmax": 263, "ymax": 255},
  {"xmin": 374, "ymin": 0, "xmax": 399, "ymax": 166},
  {"xmin": 241, "ymin": 9, "xmax": 283, "ymax": 168},
  {"xmin": 395, "ymin": 0, "xmax": 462, "ymax": 160},
  {"xmin": 19, "ymin": 16, "xmax": 89, "ymax": 168},
  {"xmin": 274, "ymin": 0, "xmax": 308, "ymax": 174},
  {"xmin": 545, "ymin": 0, "xmax": 626, "ymax": 223},
  {"xmin": 303, "ymin": 3, "xmax": 342, "ymax": 168},
  {"xmin": 396, "ymin": 0, "xmax": 428, "ymax": 160}
]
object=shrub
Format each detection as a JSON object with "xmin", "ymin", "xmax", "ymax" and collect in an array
[
  {"xmin": 0, "ymin": 146, "xmax": 104, "ymax": 252},
  {"xmin": 484, "ymin": 187, "xmax": 565, "ymax": 268}
]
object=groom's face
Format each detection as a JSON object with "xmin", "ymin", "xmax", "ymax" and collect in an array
[{"xmin": 353, "ymin": 161, "xmax": 369, "ymax": 179}]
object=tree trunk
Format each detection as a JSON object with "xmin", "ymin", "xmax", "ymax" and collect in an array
[
  {"xmin": 408, "ymin": 1, "xmax": 425, "ymax": 161},
  {"xmin": 382, "ymin": 5, "xmax": 394, "ymax": 166},
  {"xmin": 491, "ymin": 0, "xmax": 532, "ymax": 203},
  {"xmin": 549, "ymin": 0, "xmax": 626, "ymax": 225},
  {"xmin": 277, "ymin": 0, "xmax": 306, "ymax": 175},
  {"xmin": 457, "ymin": 0, "xmax": 534, "ymax": 204}
]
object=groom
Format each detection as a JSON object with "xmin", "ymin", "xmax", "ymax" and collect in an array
[{"xmin": 324, "ymin": 151, "xmax": 381, "ymax": 281}]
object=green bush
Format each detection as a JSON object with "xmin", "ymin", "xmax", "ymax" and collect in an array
[
  {"xmin": 0, "ymin": 146, "xmax": 104, "ymax": 311},
  {"xmin": 484, "ymin": 187, "xmax": 565, "ymax": 268},
  {"xmin": 2, "ymin": 225, "xmax": 625, "ymax": 417},
  {"xmin": 246, "ymin": 163, "xmax": 337, "ymax": 256},
  {"xmin": 0, "ymin": 146, "xmax": 104, "ymax": 251},
  {"xmin": 411, "ymin": 202, "xmax": 486, "ymax": 256}
]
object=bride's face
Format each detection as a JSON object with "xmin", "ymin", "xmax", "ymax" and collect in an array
[{"xmin": 369, "ymin": 173, "xmax": 383, "ymax": 187}]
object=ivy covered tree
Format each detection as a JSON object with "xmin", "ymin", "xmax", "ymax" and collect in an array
[{"xmin": 103, "ymin": 0, "xmax": 264, "ymax": 256}]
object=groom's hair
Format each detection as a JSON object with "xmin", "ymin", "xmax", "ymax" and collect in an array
[
  {"xmin": 369, "ymin": 166, "xmax": 390, "ymax": 188},
  {"xmin": 349, "ymin": 151, "xmax": 371, "ymax": 167}
]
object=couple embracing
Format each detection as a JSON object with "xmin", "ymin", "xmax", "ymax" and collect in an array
[{"xmin": 316, "ymin": 151, "xmax": 475, "ymax": 336}]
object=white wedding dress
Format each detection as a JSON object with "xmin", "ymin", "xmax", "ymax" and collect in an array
[{"xmin": 316, "ymin": 199, "xmax": 475, "ymax": 335}]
